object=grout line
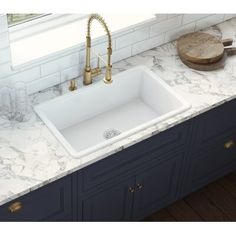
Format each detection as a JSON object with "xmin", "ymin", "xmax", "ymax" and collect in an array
[
  {"xmin": 0, "ymin": 61, "xmax": 11, "ymax": 66},
  {"xmin": 193, "ymin": 21, "xmax": 197, "ymax": 32},
  {"xmin": 0, "ymin": 46, "xmax": 11, "ymax": 51},
  {"xmin": 180, "ymin": 14, "xmax": 184, "ymax": 26}
]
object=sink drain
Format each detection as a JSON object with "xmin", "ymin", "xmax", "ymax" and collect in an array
[{"xmin": 103, "ymin": 128, "xmax": 121, "ymax": 140}]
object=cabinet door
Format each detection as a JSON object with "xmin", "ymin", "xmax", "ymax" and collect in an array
[
  {"xmin": 0, "ymin": 176, "xmax": 73, "ymax": 222},
  {"xmin": 82, "ymin": 178, "xmax": 135, "ymax": 221},
  {"xmin": 183, "ymin": 98, "xmax": 236, "ymax": 195},
  {"xmin": 132, "ymin": 152, "xmax": 185, "ymax": 220},
  {"xmin": 184, "ymin": 138, "xmax": 236, "ymax": 195}
]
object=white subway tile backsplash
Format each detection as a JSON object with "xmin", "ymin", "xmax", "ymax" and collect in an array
[
  {"xmin": 79, "ymin": 39, "xmax": 116, "ymax": 65},
  {"xmin": 112, "ymin": 46, "xmax": 132, "ymax": 63},
  {"xmin": 27, "ymin": 73, "xmax": 60, "ymax": 95},
  {"xmin": 112, "ymin": 28, "xmax": 134, "ymax": 40},
  {"xmin": 41, "ymin": 52, "xmax": 79, "ymax": 76},
  {"xmin": 154, "ymin": 14, "xmax": 168, "ymax": 23},
  {"xmin": 92, "ymin": 41, "xmax": 109, "ymax": 56},
  {"xmin": 61, "ymin": 65, "xmax": 80, "ymax": 83},
  {"xmin": 167, "ymin": 14, "xmax": 181, "ymax": 19},
  {"xmin": 150, "ymin": 15, "xmax": 183, "ymax": 37},
  {"xmin": 195, "ymin": 14, "xmax": 225, "ymax": 31},
  {"xmin": 79, "ymin": 50, "xmax": 86, "ymax": 65},
  {"xmin": 132, "ymin": 34, "xmax": 164, "ymax": 55},
  {"xmin": 0, "ymin": 15, "xmax": 8, "ymax": 33},
  {"xmin": 164, "ymin": 22, "xmax": 196, "ymax": 43},
  {"xmin": 0, "ymin": 62, "xmax": 11, "ymax": 78},
  {"xmin": 182, "ymin": 14, "xmax": 210, "ymax": 25},
  {"xmin": 0, "ymin": 76, "xmax": 11, "ymax": 88},
  {"xmin": 0, "ymin": 48, "xmax": 11, "ymax": 64},
  {"xmin": 116, "ymin": 27, "xmax": 149, "ymax": 50},
  {"xmin": 0, "ymin": 14, "xmax": 235, "ymax": 94},
  {"xmin": 0, "ymin": 32, "xmax": 10, "ymax": 49},
  {"xmin": 9, "ymin": 67, "xmax": 40, "ymax": 83}
]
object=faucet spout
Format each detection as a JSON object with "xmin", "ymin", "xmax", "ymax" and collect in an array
[{"xmin": 83, "ymin": 14, "xmax": 112, "ymax": 85}]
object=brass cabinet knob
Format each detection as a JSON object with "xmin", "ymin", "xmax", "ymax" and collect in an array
[
  {"xmin": 129, "ymin": 187, "xmax": 135, "ymax": 193},
  {"xmin": 8, "ymin": 201, "xmax": 23, "ymax": 213},
  {"xmin": 224, "ymin": 140, "xmax": 235, "ymax": 149},
  {"xmin": 136, "ymin": 183, "xmax": 143, "ymax": 190}
]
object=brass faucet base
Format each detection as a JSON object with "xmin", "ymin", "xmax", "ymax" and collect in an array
[
  {"xmin": 103, "ymin": 78, "xmax": 113, "ymax": 84},
  {"xmin": 83, "ymin": 70, "xmax": 92, "ymax": 85},
  {"xmin": 83, "ymin": 67, "xmax": 102, "ymax": 85}
]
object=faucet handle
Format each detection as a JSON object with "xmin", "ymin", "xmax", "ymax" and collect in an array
[{"xmin": 90, "ymin": 53, "xmax": 102, "ymax": 78}]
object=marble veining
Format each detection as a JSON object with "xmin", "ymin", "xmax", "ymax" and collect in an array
[{"xmin": 1, "ymin": 18, "xmax": 236, "ymax": 206}]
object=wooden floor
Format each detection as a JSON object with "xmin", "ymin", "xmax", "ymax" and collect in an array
[{"xmin": 144, "ymin": 171, "xmax": 236, "ymax": 221}]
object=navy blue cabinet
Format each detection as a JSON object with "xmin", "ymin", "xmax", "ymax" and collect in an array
[
  {"xmin": 184, "ymin": 142, "xmax": 236, "ymax": 194},
  {"xmin": 132, "ymin": 152, "xmax": 185, "ymax": 220},
  {"xmin": 81, "ymin": 151, "xmax": 186, "ymax": 221},
  {"xmin": 82, "ymin": 178, "xmax": 135, "ymax": 221},
  {"xmin": 0, "ymin": 176, "xmax": 73, "ymax": 221},
  {"xmin": 78, "ymin": 120, "xmax": 189, "ymax": 221},
  {"xmin": 183, "ymin": 99, "xmax": 236, "ymax": 195},
  {"xmin": 191, "ymin": 99, "xmax": 236, "ymax": 151}
]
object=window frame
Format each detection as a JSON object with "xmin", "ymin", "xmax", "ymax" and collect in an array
[
  {"xmin": 8, "ymin": 14, "xmax": 88, "ymax": 42},
  {"xmin": 7, "ymin": 14, "xmax": 50, "ymax": 27}
]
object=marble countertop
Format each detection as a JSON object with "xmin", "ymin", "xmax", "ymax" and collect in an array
[{"xmin": 1, "ymin": 18, "xmax": 236, "ymax": 207}]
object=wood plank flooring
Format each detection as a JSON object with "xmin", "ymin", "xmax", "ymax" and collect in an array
[{"xmin": 143, "ymin": 171, "xmax": 236, "ymax": 221}]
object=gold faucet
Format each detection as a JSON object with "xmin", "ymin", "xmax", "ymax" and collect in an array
[{"xmin": 83, "ymin": 14, "xmax": 112, "ymax": 85}]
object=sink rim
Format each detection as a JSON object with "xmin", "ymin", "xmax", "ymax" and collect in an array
[{"xmin": 34, "ymin": 66, "xmax": 191, "ymax": 158}]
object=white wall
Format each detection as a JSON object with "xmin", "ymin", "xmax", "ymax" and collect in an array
[{"xmin": 0, "ymin": 14, "xmax": 235, "ymax": 95}]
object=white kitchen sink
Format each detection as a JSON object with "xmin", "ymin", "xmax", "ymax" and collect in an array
[{"xmin": 34, "ymin": 66, "xmax": 190, "ymax": 157}]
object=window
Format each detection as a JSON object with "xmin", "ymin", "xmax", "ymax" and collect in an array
[
  {"xmin": 7, "ymin": 14, "xmax": 49, "ymax": 27},
  {"xmin": 8, "ymin": 14, "xmax": 88, "ymax": 42},
  {"xmin": 8, "ymin": 14, "xmax": 155, "ymax": 67},
  {"xmin": 8, "ymin": 14, "xmax": 90, "ymax": 66}
]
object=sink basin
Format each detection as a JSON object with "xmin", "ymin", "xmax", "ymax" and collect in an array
[{"xmin": 34, "ymin": 66, "xmax": 190, "ymax": 157}]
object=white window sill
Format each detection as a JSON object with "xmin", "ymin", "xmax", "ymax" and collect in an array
[{"xmin": 10, "ymin": 14, "xmax": 156, "ymax": 69}]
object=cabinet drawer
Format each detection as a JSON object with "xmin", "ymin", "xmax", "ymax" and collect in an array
[
  {"xmin": 184, "ymin": 137, "xmax": 236, "ymax": 194},
  {"xmin": 193, "ymin": 99, "xmax": 236, "ymax": 149},
  {"xmin": 82, "ymin": 122, "xmax": 190, "ymax": 192},
  {"xmin": 0, "ymin": 176, "xmax": 73, "ymax": 221}
]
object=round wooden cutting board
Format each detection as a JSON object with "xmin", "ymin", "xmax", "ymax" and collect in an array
[
  {"xmin": 179, "ymin": 52, "xmax": 227, "ymax": 71},
  {"xmin": 177, "ymin": 32, "xmax": 225, "ymax": 64}
]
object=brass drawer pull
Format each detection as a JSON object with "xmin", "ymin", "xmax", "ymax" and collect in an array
[
  {"xmin": 224, "ymin": 140, "xmax": 235, "ymax": 149},
  {"xmin": 8, "ymin": 201, "xmax": 23, "ymax": 213},
  {"xmin": 136, "ymin": 184, "xmax": 143, "ymax": 190},
  {"xmin": 129, "ymin": 187, "xmax": 135, "ymax": 193}
]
